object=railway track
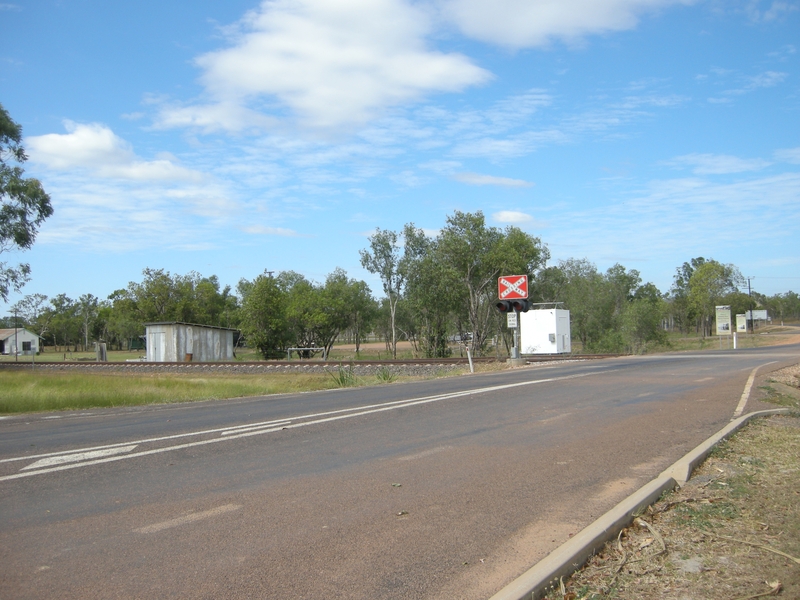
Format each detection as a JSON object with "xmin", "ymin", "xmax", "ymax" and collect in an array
[{"xmin": 0, "ymin": 354, "xmax": 618, "ymax": 373}]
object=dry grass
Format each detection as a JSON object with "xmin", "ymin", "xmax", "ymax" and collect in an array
[
  {"xmin": 0, "ymin": 362, "xmax": 487, "ymax": 414},
  {"xmin": 544, "ymin": 366, "xmax": 800, "ymax": 600}
]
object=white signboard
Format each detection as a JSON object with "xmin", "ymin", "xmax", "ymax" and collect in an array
[
  {"xmin": 716, "ymin": 305, "xmax": 731, "ymax": 336},
  {"xmin": 506, "ymin": 312, "xmax": 518, "ymax": 328},
  {"xmin": 746, "ymin": 309, "xmax": 768, "ymax": 321},
  {"xmin": 736, "ymin": 314, "xmax": 747, "ymax": 332}
]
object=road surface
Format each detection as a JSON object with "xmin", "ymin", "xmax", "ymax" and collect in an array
[{"xmin": 1, "ymin": 345, "xmax": 798, "ymax": 599}]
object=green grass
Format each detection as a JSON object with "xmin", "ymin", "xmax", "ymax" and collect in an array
[
  {"xmin": 0, "ymin": 370, "xmax": 348, "ymax": 413},
  {"xmin": 0, "ymin": 349, "xmax": 147, "ymax": 363},
  {"xmin": 0, "ymin": 364, "xmax": 470, "ymax": 414}
]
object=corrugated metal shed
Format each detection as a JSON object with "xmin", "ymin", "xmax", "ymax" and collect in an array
[{"xmin": 144, "ymin": 322, "xmax": 236, "ymax": 362}]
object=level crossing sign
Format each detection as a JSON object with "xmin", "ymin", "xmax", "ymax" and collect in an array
[{"xmin": 498, "ymin": 275, "xmax": 528, "ymax": 300}]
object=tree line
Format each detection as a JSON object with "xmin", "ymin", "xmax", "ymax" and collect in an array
[{"xmin": 4, "ymin": 211, "xmax": 798, "ymax": 358}]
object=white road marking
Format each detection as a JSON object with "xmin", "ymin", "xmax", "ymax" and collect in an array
[
  {"xmin": 22, "ymin": 445, "xmax": 138, "ymax": 470},
  {"xmin": 733, "ymin": 361, "xmax": 778, "ymax": 418},
  {"xmin": 221, "ymin": 421, "xmax": 292, "ymax": 436},
  {"xmin": 134, "ymin": 504, "xmax": 241, "ymax": 534},
  {"xmin": 0, "ymin": 369, "xmax": 615, "ymax": 482},
  {"xmin": 0, "ymin": 416, "xmax": 297, "ymax": 465},
  {"xmin": 694, "ymin": 377, "xmax": 714, "ymax": 382},
  {"xmin": 537, "ymin": 412, "xmax": 573, "ymax": 424},
  {"xmin": 398, "ymin": 446, "xmax": 452, "ymax": 461}
]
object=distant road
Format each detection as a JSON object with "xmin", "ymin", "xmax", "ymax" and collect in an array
[{"xmin": 2, "ymin": 345, "xmax": 798, "ymax": 599}]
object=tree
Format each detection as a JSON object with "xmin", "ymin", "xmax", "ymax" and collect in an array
[
  {"xmin": 436, "ymin": 211, "xmax": 549, "ymax": 356},
  {"xmin": 360, "ymin": 229, "xmax": 405, "ymax": 358},
  {"xmin": 687, "ymin": 260, "xmax": 743, "ymax": 337},
  {"xmin": 401, "ymin": 224, "xmax": 458, "ymax": 358},
  {"xmin": 239, "ymin": 273, "xmax": 291, "ymax": 359},
  {"xmin": 317, "ymin": 268, "xmax": 370, "ymax": 357},
  {"xmin": 113, "ymin": 268, "xmax": 239, "ymax": 331},
  {"xmin": 669, "ymin": 257, "xmax": 707, "ymax": 333},
  {"xmin": 543, "ymin": 259, "xmax": 601, "ymax": 349},
  {"xmin": 0, "ymin": 104, "xmax": 53, "ymax": 301},
  {"xmin": 106, "ymin": 289, "xmax": 144, "ymax": 350},
  {"xmin": 343, "ymin": 279, "xmax": 377, "ymax": 354},
  {"xmin": 622, "ymin": 283, "xmax": 667, "ymax": 354},
  {"xmin": 78, "ymin": 293, "xmax": 99, "ymax": 351},
  {"xmin": 11, "ymin": 293, "xmax": 51, "ymax": 344},
  {"xmin": 49, "ymin": 294, "xmax": 79, "ymax": 351},
  {"xmin": 546, "ymin": 260, "xmax": 657, "ymax": 353}
]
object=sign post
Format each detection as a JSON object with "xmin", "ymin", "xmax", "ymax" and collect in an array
[
  {"xmin": 716, "ymin": 305, "xmax": 731, "ymax": 350},
  {"xmin": 498, "ymin": 275, "xmax": 528, "ymax": 360}
]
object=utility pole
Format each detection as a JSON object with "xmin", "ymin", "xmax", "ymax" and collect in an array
[
  {"xmin": 13, "ymin": 308, "xmax": 18, "ymax": 363},
  {"xmin": 746, "ymin": 276, "xmax": 755, "ymax": 334}
]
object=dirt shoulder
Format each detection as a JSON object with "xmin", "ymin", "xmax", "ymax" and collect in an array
[{"xmin": 545, "ymin": 364, "xmax": 800, "ymax": 600}]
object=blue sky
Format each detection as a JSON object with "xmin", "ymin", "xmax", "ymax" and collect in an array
[{"xmin": 1, "ymin": 0, "xmax": 798, "ymax": 306}]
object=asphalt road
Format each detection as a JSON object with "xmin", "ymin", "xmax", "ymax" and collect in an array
[{"xmin": 2, "ymin": 345, "xmax": 799, "ymax": 599}]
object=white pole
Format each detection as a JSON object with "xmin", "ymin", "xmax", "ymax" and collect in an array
[{"xmin": 465, "ymin": 345, "xmax": 474, "ymax": 373}]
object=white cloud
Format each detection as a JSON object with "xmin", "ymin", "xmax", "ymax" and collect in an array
[
  {"xmin": 33, "ymin": 175, "xmax": 235, "ymax": 252},
  {"xmin": 707, "ymin": 70, "xmax": 788, "ymax": 102},
  {"xmin": 774, "ymin": 147, "xmax": 800, "ymax": 164},
  {"xmin": 745, "ymin": 70, "xmax": 788, "ymax": 90},
  {"xmin": 391, "ymin": 170, "xmax": 429, "ymax": 187},
  {"xmin": 159, "ymin": 0, "xmax": 490, "ymax": 132},
  {"xmin": 451, "ymin": 129, "xmax": 567, "ymax": 158},
  {"xmin": 242, "ymin": 225, "xmax": 301, "ymax": 236},
  {"xmin": 26, "ymin": 122, "xmax": 203, "ymax": 182},
  {"xmin": 745, "ymin": 0, "xmax": 799, "ymax": 22},
  {"xmin": 438, "ymin": 0, "xmax": 696, "ymax": 49},
  {"xmin": 493, "ymin": 210, "xmax": 533, "ymax": 223},
  {"xmin": 666, "ymin": 153, "xmax": 771, "ymax": 175},
  {"xmin": 454, "ymin": 173, "xmax": 533, "ymax": 187},
  {"xmin": 543, "ymin": 173, "xmax": 800, "ymax": 270},
  {"xmin": 154, "ymin": 102, "xmax": 277, "ymax": 134}
]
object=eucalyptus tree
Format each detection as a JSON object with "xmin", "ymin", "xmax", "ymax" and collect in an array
[
  {"xmin": 78, "ymin": 293, "xmax": 99, "ymax": 351},
  {"xmin": 10, "ymin": 293, "xmax": 51, "ymax": 342},
  {"xmin": 114, "ymin": 268, "xmax": 238, "ymax": 330},
  {"xmin": 360, "ymin": 228, "xmax": 405, "ymax": 358},
  {"xmin": 401, "ymin": 224, "xmax": 457, "ymax": 358},
  {"xmin": 435, "ymin": 211, "xmax": 549, "ymax": 356},
  {"xmin": 324, "ymin": 269, "xmax": 377, "ymax": 354},
  {"xmin": 669, "ymin": 257, "xmax": 707, "ymax": 333},
  {"xmin": 687, "ymin": 260, "xmax": 744, "ymax": 337},
  {"xmin": 239, "ymin": 272, "xmax": 291, "ymax": 359},
  {"xmin": 49, "ymin": 294, "xmax": 80, "ymax": 351},
  {"xmin": 0, "ymin": 104, "xmax": 53, "ymax": 301},
  {"xmin": 344, "ymin": 279, "xmax": 377, "ymax": 353},
  {"xmin": 621, "ymin": 283, "xmax": 667, "ymax": 354}
]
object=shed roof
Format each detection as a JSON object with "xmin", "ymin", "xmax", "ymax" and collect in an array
[
  {"xmin": 0, "ymin": 328, "xmax": 41, "ymax": 341},
  {"xmin": 143, "ymin": 322, "xmax": 238, "ymax": 332}
]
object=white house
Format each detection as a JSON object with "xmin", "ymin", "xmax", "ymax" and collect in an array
[
  {"xmin": 144, "ymin": 322, "xmax": 236, "ymax": 362},
  {"xmin": 0, "ymin": 328, "xmax": 41, "ymax": 355}
]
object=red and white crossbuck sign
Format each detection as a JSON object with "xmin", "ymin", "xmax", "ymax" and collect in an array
[{"xmin": 498, "ymin": 275, "xmax": 528, "ymax": 300}]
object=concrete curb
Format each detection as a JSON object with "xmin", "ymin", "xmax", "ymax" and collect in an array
[
  {"xmin": 488, "ymin": 408, "xmax": 791, "ymax": 600},
  {"xmin": 661, "ymin": 408, "xmax": 790, "ymax": 485}
]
